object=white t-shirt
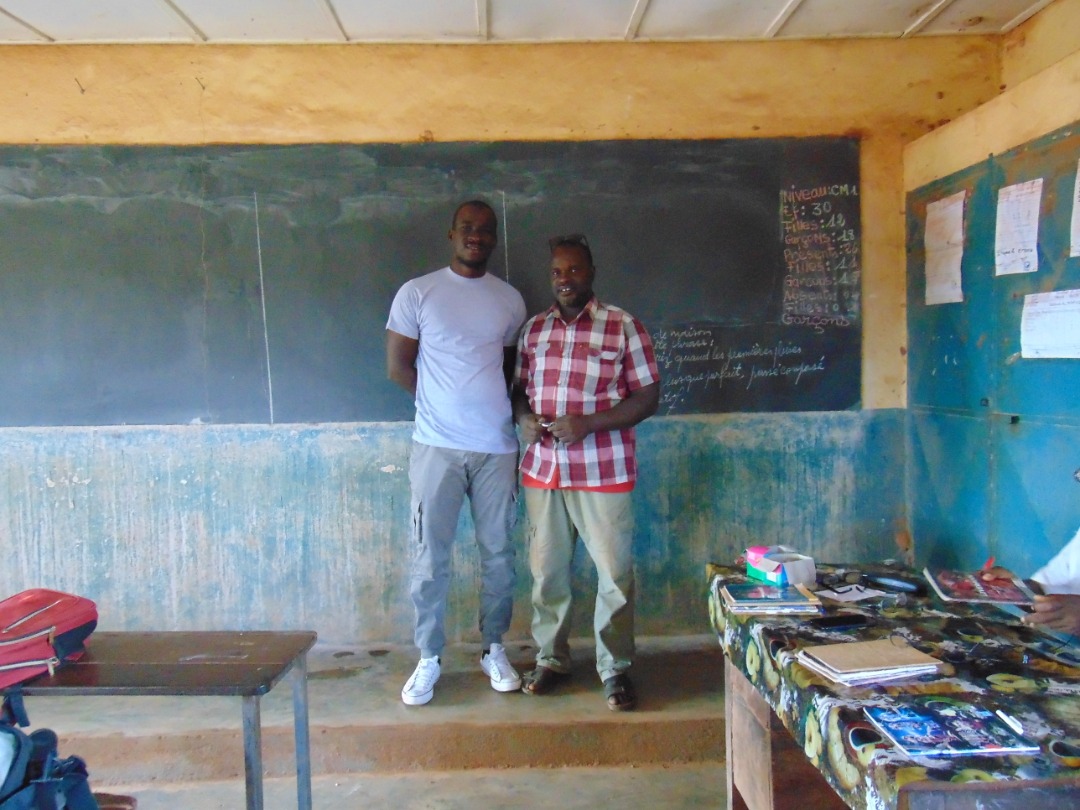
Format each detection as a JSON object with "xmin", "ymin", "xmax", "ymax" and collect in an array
[
  {"xmin": 387, "ymin": 267, "xmax": 526, "ymax": 454},
  {"xmin": 1031, "ymin": 526, "xmax": 1080, "ymax": 595}
]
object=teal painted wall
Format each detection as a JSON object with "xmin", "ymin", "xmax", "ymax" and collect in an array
[
  {"xmin": 906, "ymin": 121, "xmax": 1080, "ymax": 575},
  {"xmin": 0, "ymin": 412, "xmax": 905, "ymax": 645}
]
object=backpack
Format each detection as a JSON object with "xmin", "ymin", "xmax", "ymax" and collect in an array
[
  {"xmin": 0, "ymin": 590, "xmax": 100, "ymax": 809},
  {"xmin": 0, "ymin": 591, "xmax": 98, "ymax": 691},
  {"xmin": 0, "ymin": 695, "xmax": 97, "ymax": 810}
]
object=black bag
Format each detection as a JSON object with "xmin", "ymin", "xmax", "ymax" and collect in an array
[{"xmin": 0, "ymin": 695, "xmax": 97, "ymax": 810}]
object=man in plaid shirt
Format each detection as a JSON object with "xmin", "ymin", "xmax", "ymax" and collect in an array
[{"xmin": 512, "ymin": 233, "xmax": 660, "ymax": 711}]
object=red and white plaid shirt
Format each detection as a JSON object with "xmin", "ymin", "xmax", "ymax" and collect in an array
[{"xmin": 515, "ymin": 298, "xmax": 659, "ymax": 488}]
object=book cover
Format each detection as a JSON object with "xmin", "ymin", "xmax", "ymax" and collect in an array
[
  {"xmin": 922, "ymin": 567, "xmax": 1036, "ymax": 605},
  {"xmin": 865, "ymin": 696, "xmax": 1040, "ymax": 758}
]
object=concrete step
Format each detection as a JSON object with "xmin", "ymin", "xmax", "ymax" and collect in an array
[
  {"xmin": 109, "ymin": 763, "xmax": 729, "ymax": 810},
  {"xmin": 20, "ymin": 635, "xmax": 727, "ymax": 788}
]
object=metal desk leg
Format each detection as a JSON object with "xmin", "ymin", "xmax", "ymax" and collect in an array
[
  {"xmin": 291, "ymin": 654, "xmax": 313, "ymax": 810},
  {"xmin": 242, "ymin": 695, "xmax": 264, "ymax": 810}
]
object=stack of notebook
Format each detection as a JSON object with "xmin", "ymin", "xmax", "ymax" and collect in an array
[
  {"xmin": 795, "ymin": 637, "xmax": 943, "ymax": 686},
  {"xmin": 719, "ymin": 581, "xmax": 823, "ymax": 616}
]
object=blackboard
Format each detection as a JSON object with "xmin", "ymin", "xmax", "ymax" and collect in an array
[{"xmin": 0, "ymin": 139, "xmax": 861, "ymax": 426}]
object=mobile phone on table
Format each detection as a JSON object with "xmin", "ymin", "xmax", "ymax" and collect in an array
[{"xmin": 807, "ymin": 613, "xmax": 870, "ymax": 630}]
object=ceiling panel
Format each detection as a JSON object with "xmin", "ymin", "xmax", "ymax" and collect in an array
[
  {"xmin": 920, "ymin": 0, "xmax": 1054, "ymax": 33},
  {"xmin": 334, "ymin": 0, "xmax": 479, "ymax": 42},
  {"xmin": 0, "ymin": 0, "xmax": 1057, "ymax": 44},
  {"xmin": 178, "ymin": 0, "xmax": 343, "ymax": 42},
  {"xmin": 781, "ymin": 0, "xmax": 937, "ymax": 39},
  {"xmin": 0, "ymin": 0, "xmax": 194, "ymax": 42},
  {"xmin": 637, "ymin": 0, "xmax": 793, "ymax": 40},
  {"xmin": 0, "ymin": 9, "xmax": 43, "ymax": 42},
  {"xmin": 490, "ymin": 0, "xmax": 637, "ymax": 42}
]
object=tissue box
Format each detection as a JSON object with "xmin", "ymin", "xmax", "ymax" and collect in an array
[{"xmin": 746, "ymin": 545, "xmax": 816, "ymax": 587}]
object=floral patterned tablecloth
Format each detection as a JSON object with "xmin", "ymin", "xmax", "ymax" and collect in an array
[{"xmin": 708, "ymin": 563, "xmax": 1080, "ymax": 810}]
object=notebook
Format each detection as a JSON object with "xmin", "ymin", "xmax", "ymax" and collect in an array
[
  {"xmin": 796, "ymin": 638, "xmax": 943, "ymax": 686},
  {"xmin": 719, "ymin": 581, "xmax": 823, "ymax": 615}
]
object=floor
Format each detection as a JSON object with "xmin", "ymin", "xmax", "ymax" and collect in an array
[{"xmin": 20, "ymin": 635, "xmax": 729, "ymax": 809}]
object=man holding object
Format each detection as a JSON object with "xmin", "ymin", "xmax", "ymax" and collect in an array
[
  {"xmin": 980, "ymin": 526, "xmax": 1080, "ymax": 637},
  {"xmin": 513, "ymin": 233, "xmax": 660, "ymax": 711}
]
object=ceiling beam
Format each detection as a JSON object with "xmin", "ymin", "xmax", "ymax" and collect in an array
[
  {"xmin": 902, "ymin": 0, "xmax": 956, "ymax": 38},
  {"xmin": 476, "ymin": 0, "xmax": 490, "ymax": 40},
  {"xmin": 0, "ymin": 4, "xmax": 53, "ymax": 41},
  {"xmin": 321, "ymin": 1, "xmax": 350, "ymax": 42},
  {"xmin": 625, "ymin": 0, "xmax": 651, "ymax": 41},
  {"xmin": 1002, "ymin": 0, "xmax": 1056, "ymax": 32},
  {"xmin": 157, "ymin": 0, "xmax": 208, "ymax": 41},
  {"xmin": 764, "ymin": 0, "xmax": 805, "ymax": 39}
]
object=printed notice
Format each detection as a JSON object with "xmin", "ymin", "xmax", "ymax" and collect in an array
[
  {"xmin": 924, "ymin": 190, "xmax": 965, "ymax": 305},
  {"xmin": 1071, "ymin": 159, "xmax": 1080, "ymax": 257},
  {"xmin": 1021, "ymin": 289, "xmax": 1080, "ymax": 359},
  {"xmin": 995, "ymin": 178, "xmax": 1043, "ymax": 275}
]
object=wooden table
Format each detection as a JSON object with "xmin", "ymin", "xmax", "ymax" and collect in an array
[
  {"xmin": 709, "ymin": 564, "xmax": 1080, "ymax": 810},
  {"xmin": 14, "ymin": 630, "xmax": 317, "ymax": 810}
]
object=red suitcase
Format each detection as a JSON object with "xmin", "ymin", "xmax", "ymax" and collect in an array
[{"xmin": 0, "ymin": 589, "xmax": 98, "ymax": 690}]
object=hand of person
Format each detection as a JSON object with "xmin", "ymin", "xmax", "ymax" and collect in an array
[
  {"xmin": 547, "ymin": 414, "xmax": 592, "ymax": 445},
  {"xmin": 1022, "ymin": 594, "xmax": 1080, "ymax": 636},
  {"xmin": 979, "ymin": 566, "xmax": 1017, "ymax": 582},
  {"xmin": 516, "ymin": 412, "xmax": 548, "ymax": 444}
]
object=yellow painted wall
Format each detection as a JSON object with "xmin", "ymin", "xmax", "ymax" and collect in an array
[
  {"xmin": 1002, "ymin": 0, "xmax": 1080, "ymax": 89},
  {"xmin": 906, "ymin": 0, "xmax": 1080, "ymax": 189},
  {"xmin": 0, "ymin": 37, "xmax": 1001, "ymax": 409}
]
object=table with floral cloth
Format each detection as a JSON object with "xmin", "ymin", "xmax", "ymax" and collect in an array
[{"xmin": 707, "ymin": 563, "xmax": 1080, "ymax": 810}]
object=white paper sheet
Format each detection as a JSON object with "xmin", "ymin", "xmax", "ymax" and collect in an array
[
  {"xmin": 816, "ymin": 587, "xmax": 887, "ymax": 603},
  {"xmin": 1021, "ymin": 288, "xmax": 1080, "ymax": 359},
  {"xmin": 924, "ymin": 190, "xmax": 966, "ymax": 305},
  {"xmin": 1071, "ymin": 159, "xmax": 1080, "ymax": 257},
  {"xmin": 995, "ymin": 178, "xmax": 1043, "ymax": 275}
]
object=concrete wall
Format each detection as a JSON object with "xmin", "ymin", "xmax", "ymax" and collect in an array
[
  {"xmin": 0, "ymin": 414, "xmax": 905, "ymax": 646},
  {"xmin": 0, "ymin": 32, "xmax": 1003, "ymax": 643}
]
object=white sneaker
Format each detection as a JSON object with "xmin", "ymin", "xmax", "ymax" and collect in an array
[
  {"xmin": 480, "ymin": 643, "xmax": 522, "ymax": 692},
  {"xmin": 402, "ymin": 657, "xmax": 441, "ymax": 706}
]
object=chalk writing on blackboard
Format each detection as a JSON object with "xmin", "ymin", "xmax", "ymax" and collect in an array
[
  {"xmin": 647, "ymin": 180, "xmax": 862, "ymax": 415},
  {"xmin": 780, "ymin": 182, "xmax": 861, "ymax": 328},
  {"xmin": 653, "ymin": 326, "xmax": 831, "ymax": 414}
]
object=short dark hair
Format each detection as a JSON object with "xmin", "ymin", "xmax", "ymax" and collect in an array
[
  {"xmin": 548, "ymin": 233, "xmax": 593, "ymax": 267},
  {"xmin": 451, "ymin": 199, "xmax": 497, "ymax": 229}
]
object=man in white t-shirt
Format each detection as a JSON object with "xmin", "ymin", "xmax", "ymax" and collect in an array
[
  {"xmin": 982, "ymin": 526, "xmax": 1080, "ymax": 637},
  {"xmin": 386, "ymin": 200, "xmax": 528, "ymax": 706},
  {"xmin": 1024, "ymin": 526, "xmax": 1080, "ymax": 636}
]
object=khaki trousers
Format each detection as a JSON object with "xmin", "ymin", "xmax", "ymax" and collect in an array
[{"xmin": 523, "ymin": 486, "xmax": 635, "ymax": 682}]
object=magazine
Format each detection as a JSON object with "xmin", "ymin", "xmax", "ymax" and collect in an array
[
  {"xmin": 865, "ymin": 696, "xmax": 1040, "ymax": 758},
  {"xmin": 720, "ymin": 581, "xmax": 822, "ymax": 615},
  {"xmin": 922, "ymin": 567, "xmax": 1036, "ymax": 605}
]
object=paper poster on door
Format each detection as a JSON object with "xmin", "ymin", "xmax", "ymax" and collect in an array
[
  {"xmin": 995, "ymin": 178, "xmax": 1042, "ymax": 276},
  {"xmin": 924, "ymin": 190, "xmax": 965, "ymax": 305},
  {"xmin": 1070, "ymin": 159, "xmax": 1080, "ymax": 258},
  {"xmin": 1021, "ymin": 289, "xmax": 1080, "ymax": 359}
]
